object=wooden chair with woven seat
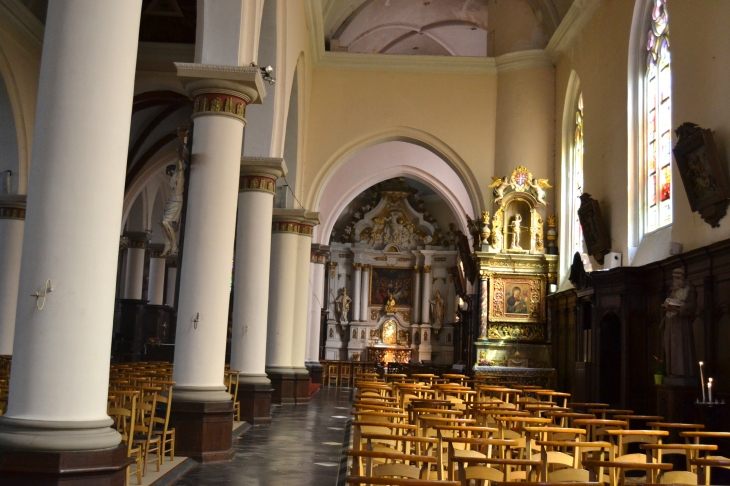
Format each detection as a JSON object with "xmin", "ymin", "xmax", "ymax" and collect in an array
[
  {"xmin": 340, "ymin": 362, "xmax": 352, "ymax": 387},
  {"xmin": 454, "ymin": 455, "xmax": 544, "ymax": 485},
  {"xmin": 151, "ymin": 387, "xmax": 175, "ymax": 463},
  {"xmin": 536, "ymin": 440, "xmax": 613, "ymax": 484},
  {"xmin": 326, "ymin": 362, "xmax": 339, "ymax": 387},
  {"xmin": 108, "ymin": 394, "xmax": 143, "ymax": 485},
  {"xmin": 226, "ymin": 371, "xmax": 241, "ymax": 422},
  {"xmin": 134, "ymin": 393, "xmax": 162, "ymax": 476},
  {"xmin": 441, "ymin": 435, "xmax": 516, "ymax": 481},
  {"xmin": 346, "ymin": 449, "xmax": 440, "ymax": 480},
  {"xmin": 583, "ymin": 458, "xmax": 673, "ymax": 486}
]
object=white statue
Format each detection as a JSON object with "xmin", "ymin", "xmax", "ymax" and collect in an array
[
  {"xmin": 429, "ymin": 290, "xmax": 445, "ymax": 327},
  {"xmin": 489, "ymin": 176, "xmax": 510, "ymax": 205},
  {"xmin": 335, "ymin": 288, "xmax": 352, "ymax": 324},
  {"xmin": 527, "ymin": 178, "xmax": 553, "ymax": 205},
  {"xmin": 510, "ymin": 214, "xmax": 523, "ymax": 250},
  {"xmin": 160, "ymin": 153, "xmax": 186, "ymax": 257}
]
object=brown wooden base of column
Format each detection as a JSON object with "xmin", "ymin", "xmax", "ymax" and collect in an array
[
  {"xmin": 307, "ymin": 362, "xmax": 323, "ymax": 384},
  {"xmin": 268, "ymin": 371, "xmax": 296, "ymax": 405},
  {"xmin": 0, "ymin": 443, "xmax": 131, "ymax": 486},
  {"xmin": 169, "ymin": 400, "xmax": 234, "ymax": 463},
  {"xmin": 294, "ymin": 371, "xmax": 311, "ymax": 405},
  {"xmin": 238, "ymin": 382, "xmax": 272, "ymax": 425}
]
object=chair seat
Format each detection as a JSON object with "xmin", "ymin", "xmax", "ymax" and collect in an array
[
  {"xmin": 453, "ymin": 449, "xmax": 486, "ymax": 460},
  {"xmin": 133, "ymin": 434, "xmax": 161, "ymax": 443}
]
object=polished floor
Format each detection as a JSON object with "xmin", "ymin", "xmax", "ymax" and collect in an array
[{"xmin": 173, "ymin": 387, "xmax": 352, "ymax": 486}]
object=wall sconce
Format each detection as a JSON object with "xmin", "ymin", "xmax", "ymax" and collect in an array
[{"xmin": 31, "ymin": 279, "xmax": 53, "ymax": 310}]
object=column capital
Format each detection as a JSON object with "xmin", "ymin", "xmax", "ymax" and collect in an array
[
  {"xmin": 123, "ymin": 231, "xmax": 151, "ymax": 249},
  {"xmin": 239, "ymin": 157, "xmax": 287, "ymax": 194},
  {"xmin": 361, "ymin": 264, "xmax": 371, "ymax": 271},
  {"xmin": 299, "ymin": 210, "xmax": 321, "ymax": 238},
  {"xmin": 352, "ymin": 263, "xmax": 362, "ymax": 270},
  {"xmin": 272, "ymin": 208, "xmax": 306, "ymax": 234},
  {"xmin": 175, "ymin": 63, "xmax": 267, "ymax": 123},
  {"xmin": 148, "ymin": 243, "xmax": 165, "ymax": 258},
  {"xmin": 310, "ymin": 244, "xmax": 330, "ymax": 264},
  {"xmin": 423, "ymin": 265, "xmax": 432, "ymax": 274},
  {"xmin": 0, "ymin": 195, "xmax": 27, "ymax": 220},
  {"xmin": 413, "ymin": 266, "xmax": 421, "ymax": 273}
]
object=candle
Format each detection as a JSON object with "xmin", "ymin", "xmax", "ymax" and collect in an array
[
  {"xmin": 708, "ymin": 381, "xmax": 713, "ymax": 403},
  {"xmin": 700, "ymin": 362, "xmax": 706, "ymax": 402}
]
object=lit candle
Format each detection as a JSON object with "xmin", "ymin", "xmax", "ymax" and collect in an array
[
  {"xmin": 708, "ymin": 380, "xmax": 713, "ymax": 403},
  {"xmin": 700, "ymin": 361, "xmax": 706, "ymax": 402}
]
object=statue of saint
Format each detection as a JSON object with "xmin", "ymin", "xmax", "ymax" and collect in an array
[
  {"xmin": 510, "ymin": 214, "xmax": 523, "ymax": 250},
  {"xmin": 660, "ymin": 268, "xmax": 697, "ymax": 377},
  {"xmin": 335, "ymin": 288, "xmax": 352, "ymax": 324},
  {"xmin": 385, "ymin": 292, "xmax": 397, "ymax": 314},
  {"xmin": 160, "ymin": 154, "xmax": 186, "ymax": 257},
  {"xmin": 429, "ymin": 290, "xmax": 445, "ymax": 326}
]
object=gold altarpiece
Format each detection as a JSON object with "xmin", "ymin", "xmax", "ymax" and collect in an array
[{"xmin": 474, "ymin": 166, "xmax": 558, "ymax": 387}]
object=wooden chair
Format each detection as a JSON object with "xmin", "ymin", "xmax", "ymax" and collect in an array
[
  {"xmin": 346, "ymin": 449, "xmax": 439, "ymax": 480},
  {"xmin": 327, "ymin": 362, "xmax": 339, "ymax": 387},
  {"xmin": 108, "ymin": 394, "xmax": 143, "ymax": 485},
  {"xmin": 454, "ymin": 456, "xmax": 544, "ymax": 485},
  {"xmin": 134, "ymin": 393, "xmax": 162, "ymax": 476},
  {"xmin": 691, "ymin": 456, "xmax": 730, "ymax": 485},
  {"xmin": 340, "ymin": 362, "xmax": 353, "ymax": 387},
  {"xmin": 226, "ymin": 371, "xmax": 241, "ymax": 422},
  {"xmin": 583, "ymin": 459, "xmax": 672, "ymax": 486},
  {"xmin": 345, "ymin": 476, "xmax": 459, "ymax": 485},
  {"xmin": 151, "ymin": 387, "xmax": 175, "ymax": 463}
]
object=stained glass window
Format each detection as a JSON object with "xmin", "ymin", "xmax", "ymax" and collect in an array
[
  {"xmin": 572, "ymin": 93, "xmax": 584, "ymax": 257},
  {"xmin": 645, "ymin": 0, "xmax": 672, "ymax": 232}
]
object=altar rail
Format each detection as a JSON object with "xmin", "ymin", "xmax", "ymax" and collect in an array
[{"xmin": 320, "ymin": 360, "xmax": 454, "ymax": 387}]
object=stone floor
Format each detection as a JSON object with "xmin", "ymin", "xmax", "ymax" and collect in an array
[{"xmin": 172, "ymin": 386, "xmax": 353, "ymax": 486}]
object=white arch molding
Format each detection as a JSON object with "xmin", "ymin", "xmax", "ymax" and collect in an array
[
  {"xmin": 307, "ymin": 125, "xmax": 484, "ymax": 230},
  {"xmin": 312, "ymin": 139, "xmax": 479, "ymax": 246}
]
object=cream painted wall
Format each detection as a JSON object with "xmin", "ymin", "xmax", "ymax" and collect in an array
[
  {"xmin": 554, "ymin": 0, "xmax": 634, "ymax": 265},
  {"xmin": 669, "ymin": 0, "xmax": 730, "ymax": 252},
  {"xmin": 302, "ymin": 67, "xmax": 498, "ymax": 214}
]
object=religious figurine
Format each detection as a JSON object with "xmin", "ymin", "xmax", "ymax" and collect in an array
[
  {"xmin": 385, "ymin": 292, "xmax": 397, "ymax": 314},
  {"xmin": 465, "ymin": 214, "xmax": 481, "ymax": 250},
  {"xmin": 491, "ymin": 210, "xmax": 503, "ymax": 251},
  {"xmin": 531, "ymin": 210, "xmax": 544, "ymax": 252},
  {"xmin": 480, "ymin": 211, "xmax": 491, "ymax": 244},
  {"xmin": 510, "ymin": 214, "xmax": 523, "ymax": 250},
  {"xmin": 160, "ymin": 149, "xmax": 186, "ymax": 257},
  {"xmin": 429, "ymin": 290, "xmax": 445, "ymax": 327},
  {"xmin": 660, "ymin": 268, "xmax": 697, "ymax": 377},
  {"xmin": 334, "ymin": 287, "xmax": 352, "ymax": 324},
  {"xmin": 488, "ymin": 176, "xmax": 510, "ymax": 205},
  {"xmin": 527, "ymin": 178, "xmax": 552, "ymax": 205}
]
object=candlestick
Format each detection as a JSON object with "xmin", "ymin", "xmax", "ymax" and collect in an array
[
  {"xmin": 708, "ymin": 381, "xmax": 713, "ymax": 403},
  {"xmin": 699, "ymin": 362, "xmax": 706, "ymax": 402}
]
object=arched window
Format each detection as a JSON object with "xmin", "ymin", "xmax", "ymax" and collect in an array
[
  {"xmin": 571, "ymin": 93, "xmax": 584, "ymax": 258},
  {"xmin": 645, "ymin": 0, "xmax": 671, "ymax": 232}
]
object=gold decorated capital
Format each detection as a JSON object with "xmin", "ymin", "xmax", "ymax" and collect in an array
[
  {"xmin": 353, "ymin": 263, "xmax": 362, "ymax": 270},
  {"xmin": 423, "ymin": 265, "xmax": 432, "ymax": 274},
  {"xmin": 0, "ymin": 195, "xmax": 26, "ymax": 220},
  {"xmin": 271, "ymin": 221, "xmax": 301, "ymax": 234},
  {"xmin": 299, "ymin": 224, "xmax": 314, "ymax": 237},
  {"xmin": 192, "ymin": 92, "xmax": 247, "ymax": 121},
  {"xmin": 239, "ymin": 175, "xmax": 276, "ymax": 194}
]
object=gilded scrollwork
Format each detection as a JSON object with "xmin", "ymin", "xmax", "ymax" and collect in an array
[{"xmin": 487, "ymin": 323, "xmax": 545, "ymax": 341}]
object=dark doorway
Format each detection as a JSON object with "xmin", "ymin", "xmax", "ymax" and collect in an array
[{"xmin": 598, "ymin": 312, "xmax": 621, "ymax": 406}]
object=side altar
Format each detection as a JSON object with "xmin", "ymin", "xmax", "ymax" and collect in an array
[{"xmin": 473, "ymin": 166, "xmax": 558, "ymax": 385}]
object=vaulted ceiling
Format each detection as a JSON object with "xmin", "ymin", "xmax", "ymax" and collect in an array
[{"xmin": 322, "ymin": 0, "xmax": 574, "ymax": 57}]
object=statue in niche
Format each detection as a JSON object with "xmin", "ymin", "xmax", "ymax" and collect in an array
[
  {"xmin": 385, "ymin": 292, "xmax": 397, "ymax": 314},
  {"xmin": 328, "ymin": 328, "xmax": 334, "ymax": 339},
  {"xmin": 660, "ymin": 268, "xmax": 697, "ymax": 377},
  {"xmin": 429, "ymin": 290, "xmax": 445, "ymax": 327},
  {"xmin": 335, "ymin": 287, "xmax": 352, "ymax": 324},
  {"xmin": 423, "ymin": 331, "xmax": 428, "ymax": 342},
  {"xmin": 160, "ymin": 150, "xmax": 186, "ymax": 257},
  {"xmin": 510, "ymin": 214, "xmax": 524, "ymax": 250}
]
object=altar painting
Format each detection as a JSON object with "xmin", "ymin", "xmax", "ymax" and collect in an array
[
  {"xmin": 370, "ymin": 267, "xmax": 412, "ymax": 307},
  {"xmin": 488, "ymin": 274, "xmax": 545, "ymax": 323}
]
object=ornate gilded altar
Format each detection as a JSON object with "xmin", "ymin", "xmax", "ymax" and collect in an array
[{"xmin": 474, "ymin": 166, "xmax": 558, "ymax": 376}]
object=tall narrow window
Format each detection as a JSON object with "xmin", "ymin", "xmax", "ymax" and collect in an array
[
  {"xmin": 646, "ymin": 0, "xmax": 671, "ymax": 232},
  {"xmin": 572, "ymin": 93, "xmax": 584, "ymax": 257}
]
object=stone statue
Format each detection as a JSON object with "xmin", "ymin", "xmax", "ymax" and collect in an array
[
  {"xmin": 335, "ymin": 287, "xmax": 352, "ymax": 324},
  {"xmin": 510, "ymin": 214, "xmax": 523, "ymax": 250},
  {"xmin": 385, "ymin": 292, "xmax": 397, "ymax": 314},
  {"xmin": 527, "ymin": 178, "xmax": 552, "ymax": 205},
  {"xmin": 160, "ymin": 153, "xmax": 186, "ymax": 257},
  {"xmin": 660, "ymin": 268, "xmax": 697, "ymax": 377},
  {"xmin": 488, "ymin": 176, "xmax": 510, "ymax": 205},
  {"xmin": 429, "ymin": 290, "xmax": 445, "ymax": 327},
  {"xmin": 491, "ymin": 211, "xmax": 503, "ymax": 251}
]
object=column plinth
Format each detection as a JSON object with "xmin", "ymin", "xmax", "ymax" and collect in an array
[
  {"xmin": 170, "ymin": 64, "xmax": 265, "ymax": 461},
  {"xmin": 229, "ymin": 157, "xmax": 285, "ymax": 423},
  {"xmin": 0, "ymin": 2, "xmax": 142, "ymax": 476},
  {"xmin": 0, "ymin": 195, "xmax": 26, "ymax": 355},
  {"xmin": 291, "ymin": 212, "xmax": 320, "ymax": 404}
]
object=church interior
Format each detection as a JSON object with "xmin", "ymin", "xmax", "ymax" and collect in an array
[{"xmin": 0, "ymin": 0, "xmax": 730, "ymax": 484}]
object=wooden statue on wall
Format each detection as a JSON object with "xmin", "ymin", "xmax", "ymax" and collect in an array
[
  {"xmin": 577, "ymin": 193, "xmax": 611, "ymax": 264},
  {"xmin": 673, "ymin": 123, "xmax": 730, "ymax": 228}
]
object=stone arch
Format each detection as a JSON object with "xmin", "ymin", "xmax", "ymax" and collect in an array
[{"xmin": 0, "ymin": 44, "xmax": 30, "ymax": 195}]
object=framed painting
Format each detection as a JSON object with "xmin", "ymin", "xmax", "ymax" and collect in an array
[
  {"xmin": 673, "ymin": 123, "xmax": 730, "ymax": 227},
  {"xmin": 370, "ymin": 267, "xmax": 413, "ymax": 307},
  {"xmin": 488, "ymin": 274, "xmax": 545, "ymax": 324}
]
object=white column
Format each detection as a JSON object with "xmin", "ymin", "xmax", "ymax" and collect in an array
[
  {"xmin": 165, "ymin": 262, "xmax": 177, "ymax": 307},
  {"xmin": 421, "ymin": 265, "xmax": 432, "ymax": 325},
  {"xmin": 266, "ymin": 210, "xmax": 306, "ymax": 372},
  {"xmin": 0, "ymin": 196, "xmax": 25, "ymax": 355},
  {"xmin": 229, "ymin": 157, "xmax": 285, "ymax": 385},
  {"xmin": 147, "ymin": 254, "xmax": 166, "ymax": 305},
  {"xmin": 291, "ymin": 212, "xmax": 320, "ymax": 372},
  {"xmin": 360, "ymin": 264, "xmax": 370, "ymax": 322},
  {"xmin": 306, "ymin": 250, "xmax": 327, "ymax": 364},
  {"xmin": 412, "ymin": 266, "xmax": 421, "ymax": 325},
  {"xmin": 0, "ymin": 0, "xmax": 141, "ymax": 451},
  {"xmin": 352, "ymin": 264, "xmax": 362, "ymax": 322},
  {"xmin": 123, "ymin": 233, "xmax": 148, "ymax": 300},
  {"xmin": 172, "ymin": 64, "xmax": 264, "ymax": 403}
]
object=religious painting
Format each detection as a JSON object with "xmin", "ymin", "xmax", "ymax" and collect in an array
[
  {"xmin": 488, "ymin": 274, "xmax": 545, "ymax": 324},
  {"xmin": 381, "ymin": 319, "xmax": 397, "ymax": 344},
  {"xmin": 369, "ymin": 267, "xmax": 412, "ymax": 307},
  {"xmin": 673, "ymin": 124, "xmax": 730, "ymax": 227}
]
